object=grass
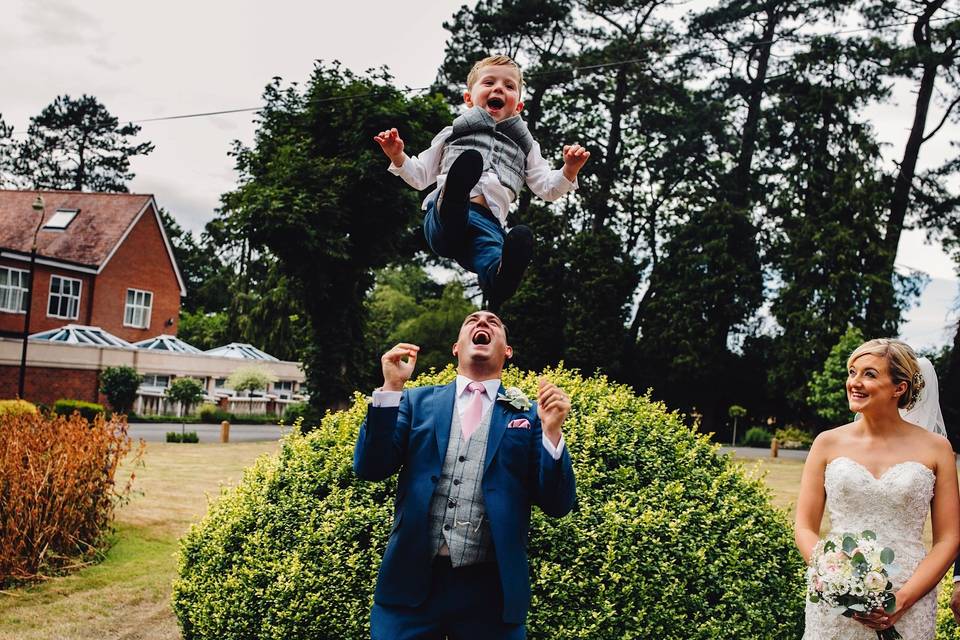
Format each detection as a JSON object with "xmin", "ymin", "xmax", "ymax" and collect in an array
[
  {"xmin": 0, "ymin": 447, "xmax": 938, "ymax": 638},
  {"xmin": 0, "ymin": 441, "xmax": 279, "ymax": 640}
]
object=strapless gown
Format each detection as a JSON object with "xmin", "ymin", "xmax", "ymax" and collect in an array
[{"xmin": 803, "ymin": 456, "xmax": 937, "ymax": 640}]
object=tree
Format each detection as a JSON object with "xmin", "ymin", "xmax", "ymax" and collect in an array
[
  {"xmin": 220, "ymin": 62, "xmax": 451, "ymax": 411},
  {"xmin": 728, "ymin": 404, "xmax": 747, "ymax": 446},
  {"xmin": 165, "ymin": 377, "xmax": 206, "ymax": 435},
  {"xmin": 13, "ymin": 94, "xmax": 154, "ymax": 192},
  {"xmin": 159, "ymin": 209, "xmax": 233, "ymax": 314},
  {"xmin": 763, "ymin": 35, "xmax": 892, "ymax": 413},
  {"xmin": 862, "ymin": 1, "xmax": 960, "ymax": 330},
  {"xmin": 177, "ymin": 310, "xmax": 230, "ymax": 351},
  {"xmin": 366, "ymin": 266, "xmax": 474, "ymax": 377},
  {"xmin": 387, "ymin": 282, "xmax": 477, "ymax": 374},
  {"xmin": 0, "ymin": 115, "xmax": 14, "ymax": 187},
  {"xmin": 941, "ymin": 321, "xmax": 960, "ymax": 451},
  {"xmin": 632, "ymin": 201, "xmax": 763, "ymax": 431},
  {"xmin": 807, "ymin": 326, "xmax": 864, "ymax": 427},
  {"xmin": 226, "ymin": 366, "xmax": 277, "ymax": 397},
  {"xmin": 99, "ymin": 365, "xmax": 142, "ymax": 415}
]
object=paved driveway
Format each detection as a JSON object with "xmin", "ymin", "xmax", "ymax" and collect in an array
[{"xmin": 128, "ymin": 422, "xmax": 290, "ymax": 443}]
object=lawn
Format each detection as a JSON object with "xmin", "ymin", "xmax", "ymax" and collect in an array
[
  {"xmin": 0, "ymin": 441, "xmax": 279, "ymax": 640},
  {"xmin": 0, "ymin": 447, "xmax": 930, "ymax": 639}
]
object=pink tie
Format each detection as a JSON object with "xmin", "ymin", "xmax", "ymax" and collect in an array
[{"xmin": 462, "ymin": 382, "xmax": 486, "ymax": 441}]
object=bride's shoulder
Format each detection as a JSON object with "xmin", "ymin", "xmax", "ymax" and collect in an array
[
  {"xmin": 808, "ymin": 425, "xmax": 853, "ymax": 463},
  {"xmin": 811, "ymin": 423, "xmax": 855, "ymax": 447}
]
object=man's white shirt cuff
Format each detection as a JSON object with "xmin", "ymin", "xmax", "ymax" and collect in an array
[
  {"xmin": 371, "ymin": 389, "xmax": 402, "ymax": 407},
  {"xmin": 542, "ymin": 433, "xmax": 564, "ymax": 460},
  {"xmin": 953, "ymin": 574, "xmax": 960, "ymax": 583}
]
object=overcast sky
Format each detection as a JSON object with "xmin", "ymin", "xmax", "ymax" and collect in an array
[{"xmin": 2, "ymin": 0, "xmax": 957, "ymax": 348}]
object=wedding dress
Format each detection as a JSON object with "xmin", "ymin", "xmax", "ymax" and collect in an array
[
  {"xmin": 804, "ymin": 357, "xmax": 946, "ymax": 639},
  {"xmin": 802, "ymin": 455, "xmax": 937, "ymax": 639}
]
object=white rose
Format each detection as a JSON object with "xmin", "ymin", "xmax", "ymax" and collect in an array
[{"xmin": 864, "ymin": 571, "xmax": 886, "ymax": 591}]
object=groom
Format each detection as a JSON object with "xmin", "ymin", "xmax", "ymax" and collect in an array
[{"xmin": 354, "ymin": 310, "xmax": 576, "ymax": 639}]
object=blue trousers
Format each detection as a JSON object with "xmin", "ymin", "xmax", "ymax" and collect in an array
[
  {"xmin": 423, "ymin": 195, "xmax": 505, "ymax": 293},
  {"xmin": 370, "ymin": 558, "xmax": 525, "ymax": 640}
]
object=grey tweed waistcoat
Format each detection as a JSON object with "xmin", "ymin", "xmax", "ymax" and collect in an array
[
  {"xmin": 428, "ymin": 401, "xmax": 495, "ymax": 566},
  {"xmin": 440, "ymin": 106, "xmax": 535, "ymax": 198}
]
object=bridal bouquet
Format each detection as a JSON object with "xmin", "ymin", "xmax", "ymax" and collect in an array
[{"xmin": 807, "ymin": 531, "xmax": 901, "ymax": 640}]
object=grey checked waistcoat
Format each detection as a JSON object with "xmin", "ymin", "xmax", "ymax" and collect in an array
[
  {"xmin": 440, "ymin": 106, "xmax": 535, "ymax": 198},
  {"xmin": 428, "ymin": 401, "xmax": 495, "ymax": 567}
]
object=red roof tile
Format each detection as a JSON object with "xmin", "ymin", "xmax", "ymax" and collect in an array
[{"xmin": 0, "ymin": 190, "xmax": 153, "ymax": 268}]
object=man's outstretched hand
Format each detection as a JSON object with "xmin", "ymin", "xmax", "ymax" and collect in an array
[
  {"xmin": 537, "ymin": 377, "xmax": 570, "ymax": 446},
  {"xmin": 381, "ymin": 343, "xmax": 419, "ymax": 392},
  {"xmin": 374, "ymin": 128, "xmax": 405, "ymax": 167}
]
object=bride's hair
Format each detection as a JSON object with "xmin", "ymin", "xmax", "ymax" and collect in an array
[{"xmin": 847, "ymin": 338, "xmax": 922, "ymax": 410}]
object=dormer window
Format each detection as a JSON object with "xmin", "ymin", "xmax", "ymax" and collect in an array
[{"xmin": 43, "ymin": 208, "xmax": 78, "ymax": 230}]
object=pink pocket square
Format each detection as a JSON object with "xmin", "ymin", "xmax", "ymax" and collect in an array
[{"xmin": 507, "ymin": 418, "xmax": 531, "ymax": 430}]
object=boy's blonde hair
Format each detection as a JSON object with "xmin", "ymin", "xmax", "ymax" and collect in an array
[
  {"xmin": 847, "ymin": 338, "xmax": 922, "ymax": 409},
  {"xmin": 467, "ymin": 55, "xmax": 524, "ymax": 96}
]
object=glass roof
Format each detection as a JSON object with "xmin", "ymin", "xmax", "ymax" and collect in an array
[
  {"xmin": 29, "ymin": 324, "xmax": 131, "ymax": 347},
  {"xmin": 204, "ymin": 342, "xmax": 279, "ymax": 361},
  {"xmin": 133, "ymin": 334, "xmax": 203, "ymax": 354}
]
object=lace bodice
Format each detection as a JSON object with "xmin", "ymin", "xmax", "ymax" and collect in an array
[{"xmin": 803, "ymin": 456, "xmax": 937, "ymax": 640}]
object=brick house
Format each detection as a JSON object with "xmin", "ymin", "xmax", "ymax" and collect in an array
[
  {"xmin": 0, "ymin": 190, "xmax": 186, "ymax": 342},
  {"xmin": 0, "ymin": 190, "xmax": 307, "ymax": 413}
]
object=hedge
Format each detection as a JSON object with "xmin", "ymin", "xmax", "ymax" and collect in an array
[
  {"xmin": 172, "ymin": 366, "xmax": 806, "ymax": 639},
  {"xmin": 0, "ymin": 399, "xmax": 38, "ymax": 418},
  {"xmin": 53, "ymin": 398, "xmax": 106, "ymax": 422}
]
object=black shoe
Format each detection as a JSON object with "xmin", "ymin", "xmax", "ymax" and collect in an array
[
  {"xmin": 488, "ymin": 225, "xmax": 534, "ymax": 311},
  {"xmin": 439, "ymin": 150, "xmax": 483, "ymax": 235}
]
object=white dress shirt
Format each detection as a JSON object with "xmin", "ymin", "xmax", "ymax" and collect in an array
[
  {"xmin": 387, "ymin": 127, "xmax": 578, "ymax": 228},
  {"xmin": 371, "ymin": 374, "xmax": 565, "ymax": 460}
]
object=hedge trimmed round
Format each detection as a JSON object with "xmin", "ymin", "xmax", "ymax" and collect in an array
[{"xmin": 172, "ymin": 365, "xmax": 805, "ymax": 639}]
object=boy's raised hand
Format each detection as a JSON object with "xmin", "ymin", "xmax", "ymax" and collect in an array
[
  {"xmin": 561, "ymin": 143, "xmax": 590, "ymax": 182},
  {"xmin": 374, "ymin": 128, "xmax": 405, "ymax": 167}
]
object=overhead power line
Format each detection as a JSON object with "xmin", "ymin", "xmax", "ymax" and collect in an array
[{"xmin": 7, "ymin": 14, "xmax": 956, "ymax": 133}]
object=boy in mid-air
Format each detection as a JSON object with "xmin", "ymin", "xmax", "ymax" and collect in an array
[{"xmin": 374, "ymin": 55, "xmax": 590, "ymax": 309}]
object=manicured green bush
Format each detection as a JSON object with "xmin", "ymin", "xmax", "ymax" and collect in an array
[
  {"xmin": 53, "ymin": 399, "xmax": 105, "ymax": 422},
  {"xmin": 742, "ymin": 426, "xmax": 773, "ymax": 447},
  {"xmin": 775, "ymin": 426, "xmax": 814, "ymax": 450},
  {"xmin": 280, "ymin": 401, "xmax": 313, "ymax": 426},
  {"xmin": 198, "ymin": 403, "xmax": 231, "ymax": 424},
  {"xmin": 166, "ymin": 431, "xmax": 199, "ymax": 443},
  {"xmin": 173, "ymin": 366, "xmax": 804, "ymax": 639},
  {"xmin": 0, "ymin": 399, "xmax": 38, "ymax": 418}
]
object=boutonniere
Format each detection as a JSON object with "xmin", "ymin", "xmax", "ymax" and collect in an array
[{"xmin": 497, "ymin": 386, "xmax": 531, "ymax": 411}]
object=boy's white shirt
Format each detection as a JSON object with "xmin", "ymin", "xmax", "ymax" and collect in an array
[{"xmin": 388, "ymin": 126, "xmax": 578, "ymax": 228}]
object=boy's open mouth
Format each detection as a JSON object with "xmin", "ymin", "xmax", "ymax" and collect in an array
[
  {"xmin": 472, "ymin": 329, "xmax": 491, "ymax": 345},
  {"xmin": 487, "ymin": 97, "xmax": 505, "ymax": 109}
]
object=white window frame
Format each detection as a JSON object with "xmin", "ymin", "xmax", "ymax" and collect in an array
[
  {"xmin": 42, "ymin": 209, "xmax": 78, "ymax": 231},
  {"xmin": 141, "ymin": 373, "xmax": 170, "ymax": 388},
  {"xmin": 0, "ymin": 266, "xmax": 29, "ymax": 314},
  {"xmin": 47, "ymin": 275, "xmax": 82, "ymax": 320},
  {"xmin": 123, "ymin": 288, "xmax": 153, "ymax": 329}
]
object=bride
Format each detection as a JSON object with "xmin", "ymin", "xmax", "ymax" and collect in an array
[{"xmin": 796, "ymin": 338, "xmax": 960, "ymax": 639}]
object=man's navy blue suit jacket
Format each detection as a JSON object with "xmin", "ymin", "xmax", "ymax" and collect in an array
[{"xmin": 353, "ymin": 380, "xmax": 576, "ymax": 624}]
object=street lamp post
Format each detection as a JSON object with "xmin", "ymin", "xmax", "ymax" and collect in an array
[{"xmin": 18, "ymin": 195, "xmax": 45, "ymax": 399}]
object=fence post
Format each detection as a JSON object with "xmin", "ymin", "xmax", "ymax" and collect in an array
[
  {"xmin": 770, "ymin": 437, "xmax": 779, "ymax": 458},
  {"xmin": 220, "ymin": 420, "xmax": 230, "ymax": 443}
]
